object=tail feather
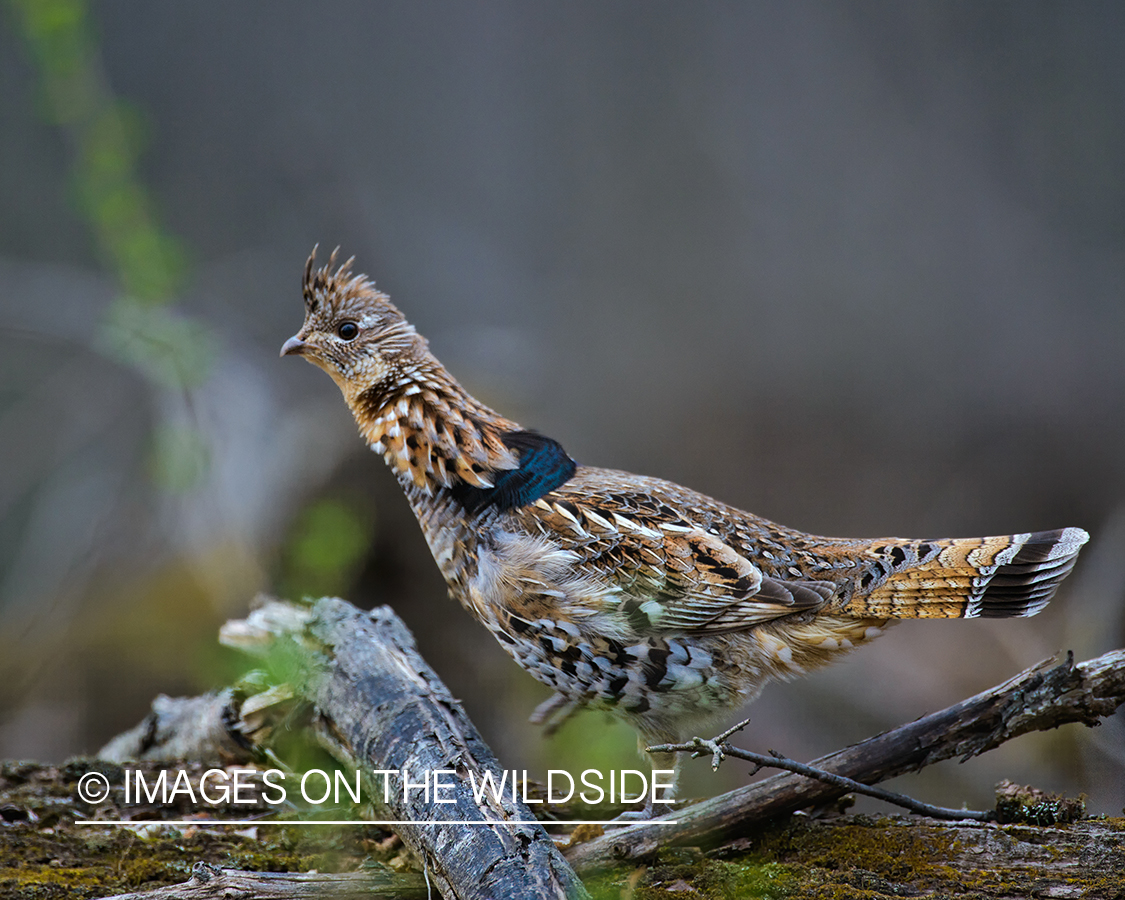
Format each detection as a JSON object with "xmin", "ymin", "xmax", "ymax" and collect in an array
[{"xmin": 844, "ymin": 527, "xmax": 1088, "ymax": 619}]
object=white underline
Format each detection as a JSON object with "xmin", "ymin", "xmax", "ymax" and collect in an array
[{"xmin": 74, "ymin": 818, "xmax": 679, "ymax": 827}]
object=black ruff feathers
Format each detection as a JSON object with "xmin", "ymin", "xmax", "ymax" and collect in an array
[{"xmin": 452, "ymin": 430, "xmax": 577, "ymax": 514}]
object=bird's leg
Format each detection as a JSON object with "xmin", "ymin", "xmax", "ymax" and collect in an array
[
  {"xmin": 609, "ymin": 745, "xmax": 680, "ymax": 822},
  {"xmin": 529, "ymin": 692, "xmax": 581, "ymax": 736},
  {"xmin": 652, "ymin": 749, "xmax": 682, "ymax": 812},
  {"xmin": 618, "ymin": 717, "xmax": 756, "ymax": 823}
]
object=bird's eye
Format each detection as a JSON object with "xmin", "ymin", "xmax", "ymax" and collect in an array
[{"xmin": 337, "ymin": 321, "xmax": 359, "ymax": 341}]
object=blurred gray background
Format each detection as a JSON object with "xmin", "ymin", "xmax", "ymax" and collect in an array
[{"xmin": 3, "ymin": 2, "xmax": 1124, "ymax": 814}]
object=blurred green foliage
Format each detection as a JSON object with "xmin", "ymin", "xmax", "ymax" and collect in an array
[
  {"xmin": 147, "ymin": 421, "xmax": 211, "ymax": 494},
  {"xmin": 10, "ymin": 0, "xmax": 187, "ymax": 300},
  {"xmin": 9, "ymin": 0, "xmax": 214, "ymax": 486},
  {"xmin": 279, "ymin": 500, "xmax": 374, "ymax": 600},
  {"xmin": 99, "ymin": 300, "xmax": 214, "ymax": 392}
]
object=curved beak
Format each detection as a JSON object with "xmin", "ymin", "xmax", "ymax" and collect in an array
[{"xmin": 280, "ymin": 335, "xmax": 308, "ymax": 358}]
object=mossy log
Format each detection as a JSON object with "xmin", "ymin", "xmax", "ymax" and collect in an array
[{"xmin": 86, "ymin": 862, "xmax": 424, "ymax": 900}]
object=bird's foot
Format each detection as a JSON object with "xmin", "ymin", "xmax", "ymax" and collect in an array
[{"xmin": 608, "ymin": 798, "xmax": 677, "ymax": 823}]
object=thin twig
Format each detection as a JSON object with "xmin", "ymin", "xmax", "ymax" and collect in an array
[{"xmin": 647, "ymin": 737, "xmax": 991, "ymax": 821}]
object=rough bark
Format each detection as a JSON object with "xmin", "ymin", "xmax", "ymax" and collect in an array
[
  {"xmin": 711, "ymin": 814, "xmax": 1125, "ymax": 899},
  {"xmin": 219, "ymin": 597, "xmax": 589, "ymax": 900},
  {"xmin": 76, "ymin": 816, "xmax": 1125, "ymax": 900},
  {"xmin": 98, "ymin": 691, "xmax": 253, "ymax": 765},
  {"xmin": 7, "ymin": 759, "xmax": 1124, "ymax": 899}
]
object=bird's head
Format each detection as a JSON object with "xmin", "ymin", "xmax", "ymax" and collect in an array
[{"xmin": 281, "ymin": 248, "xmax": 424, "ymax": 400}]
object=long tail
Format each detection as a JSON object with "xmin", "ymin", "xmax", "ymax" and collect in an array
[{"xmin": 842, "ymin": 527, "xmax": 1089, "ymax": 619}]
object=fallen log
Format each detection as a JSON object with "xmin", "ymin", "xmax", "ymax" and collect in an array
[
  {"xmin": 10, "ymin": 760, "xmax": 1122, "ymax": 899},
  {"xmin": 96, "ymin": 861, "xmax": 425, "ymax": 900},
  {"xmin": 218, "ymin": 597, "xmax": 589, "ymax": 900},
  {"xmin": 98, "ymin": 691, "xmax": 252, "ymax": 766},
  {"xmin": 564, "ymin": 648, "xmax": 1125, "ymax": 870}
]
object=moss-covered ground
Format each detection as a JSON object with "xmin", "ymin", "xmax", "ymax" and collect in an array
[
  {"xmin": 0, "ymin": 759, "xmax": 409, "ymax": 898},
  {"xmin": 4, "ymin": 760, "xmax": 1122, "ymax": 899}
]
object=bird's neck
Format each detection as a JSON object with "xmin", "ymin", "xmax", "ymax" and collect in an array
[
  {"xmin": 345, "ymin": 358, "xmax": 522, "ymax": 499},
  {"xmin": 343, "ymin": 351, "xmax": 578, "ymax": 592},
  {"xmin": 344, "ymin": 354, "xmax": 582, "ymax": 596}
]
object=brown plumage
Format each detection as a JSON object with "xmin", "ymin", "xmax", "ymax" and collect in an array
[{"xmin": 282, "ymin": 249, "xmax": 1088, "ymax": 811}]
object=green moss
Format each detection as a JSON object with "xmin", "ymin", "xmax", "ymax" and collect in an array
[
  {"xmin": 583, "ymin": 850, "xmax": 794, "ymax": 900},
  {"xmin": 6, "ymin": 760, "xmax": 1123, "ymax": 897},
  {"xmin": 0, "ymin": 762, "xmax": 407, "ymax": 900},
  {"xmin": 751, "ymin": 815, "xmax": 959, "ymax": 883},
  {"xmin": 691, "ymin": 815, "xmax": 1125, "ymax": 899},
  {"xmin": 0, "ymin": 822, "xmax": 407, "ymax": 899},
  {"xmin": 994, "ymin": 780, "xmax": 1085, "ymax": 826}
]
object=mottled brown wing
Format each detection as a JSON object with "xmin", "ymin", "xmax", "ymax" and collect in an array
[{"xmin": 516, "ymin": 490, "xmax": 834, "ymax": 635}]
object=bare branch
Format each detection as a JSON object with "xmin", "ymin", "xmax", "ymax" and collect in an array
[
  {"xmin": 565, "ymin": 649, "xmax": 1125, "ymax": 870},
  {"xmin": 649, "ymin": 738, "xmax": 990, "ymax": 821}
]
